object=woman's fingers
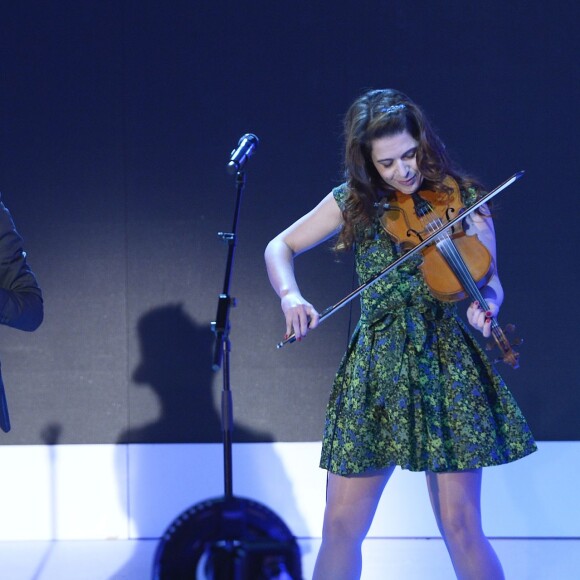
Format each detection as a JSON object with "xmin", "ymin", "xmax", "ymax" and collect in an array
[
  {"xmin": 467, "ymin": 300, "xmax": 495, "ymax": 337},
  {"xmin": 282, "ymin": 298, "xmax": 319, "ymax": 340},
  {"xmin": 482, "ymin": 316, "xmax": 492, "ymax": 338}
]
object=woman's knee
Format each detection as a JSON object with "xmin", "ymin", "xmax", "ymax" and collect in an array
[
  {"xmin": 322, "ymin": 506, "xmax": 369, "ymax": 544},
  {"xmin": 427, "ymin": 470, "xmax": 484, "ymax": 544},
  {"xmin": 438, "ymin": 505, "xmax": 484, "ymax": 546}
]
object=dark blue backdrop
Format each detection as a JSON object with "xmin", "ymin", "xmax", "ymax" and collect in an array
[{"xmin": 0, "ymin": 0, "xmax": 577, "ymax": 444}]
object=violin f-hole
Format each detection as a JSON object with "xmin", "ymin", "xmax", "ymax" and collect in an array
[{"xmin": 406, "ymin": 228, "xmax": 423, "ymax": 241}]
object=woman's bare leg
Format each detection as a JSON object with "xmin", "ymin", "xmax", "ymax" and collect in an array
[
  {"xmin": 312, "ymin": 466, "xmax": 395, "ymax": 580},
  {"xmin": 426, "ymin": 469, "xmax": 504, "ymax": 580}
]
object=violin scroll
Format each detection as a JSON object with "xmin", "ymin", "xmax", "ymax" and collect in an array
[{"xmin": 485, "ymin": 321, "xmax": 522, "ymax": 368}]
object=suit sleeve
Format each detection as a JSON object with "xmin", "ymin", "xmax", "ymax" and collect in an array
[{"xmin": 0, "ymin": 197, "xmax": 43, "ymax": 331}]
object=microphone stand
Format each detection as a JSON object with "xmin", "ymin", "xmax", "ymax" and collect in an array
[
  {"xmin": 211, "ymin": 169, "xmax": 246, "ymax": 499},
  {"xmin": 153, "ymin": 155, "xmax": 303, "ymax": 579}
]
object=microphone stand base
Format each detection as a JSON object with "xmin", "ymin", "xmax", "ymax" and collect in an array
[{"xmin": 153, "ymin": 495, "xmax": 302, "ymax": 579}]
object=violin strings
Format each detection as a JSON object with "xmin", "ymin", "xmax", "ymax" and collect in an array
[
  {"xmin": 411, "ymin": 198, "xmax": 515, "ymax": 364},
  {"xmin": 423, "ymin": 217, "xmax": 484, "ymax": 301},
  {"xmin": 419, "ymin": 214, "xmax": 506, "ymax": 348}
]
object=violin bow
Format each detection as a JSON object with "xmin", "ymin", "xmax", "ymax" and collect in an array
[{"xmin": 276, "ymin": 171, "xmax": 524, "ymax": 349}]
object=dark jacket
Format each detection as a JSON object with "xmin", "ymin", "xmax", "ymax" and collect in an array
[{"xmin": 0, "ymin": 195, "xmax": 43, "ymax": 431}]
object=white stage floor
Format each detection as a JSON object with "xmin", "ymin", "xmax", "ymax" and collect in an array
[{"xmin": 1, "ymin": 537, "xmax": 578, "ymax": 579}]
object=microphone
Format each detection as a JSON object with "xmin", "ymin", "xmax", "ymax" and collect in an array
[{"xmin": 226, "ymin": 133, "xmax": 259, "ymax": 174}]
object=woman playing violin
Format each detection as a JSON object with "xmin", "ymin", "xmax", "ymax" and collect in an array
[{"xmin": 264, "ymin": 88, "xmax": 536, "ymax": 579}]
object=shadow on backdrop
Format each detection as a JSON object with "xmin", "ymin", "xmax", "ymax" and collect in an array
[
  {"xmin": 120, "ymin": 303, "xmax": 222, "ymax": 444},
  {"xmin": 113, "ymin": 304, "xmax": 306, "ymax": 579}
]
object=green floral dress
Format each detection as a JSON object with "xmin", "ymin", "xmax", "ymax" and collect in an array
[{"xmin": 320, "ymin": 183, "xmax": 537, "ymax": 475}]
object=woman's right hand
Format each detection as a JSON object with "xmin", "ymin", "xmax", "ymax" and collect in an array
[{"xmin": 281, "ymin": 292, "xmax": 320, "ymax": 341}]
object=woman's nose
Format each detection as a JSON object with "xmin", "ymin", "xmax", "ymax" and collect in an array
[{"xmin": 395, "ymin": 159, "xmax": 409, "ymax": 177}]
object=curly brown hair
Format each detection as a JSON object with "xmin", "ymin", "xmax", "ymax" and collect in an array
[{"xmin": 337, "ymin": 89, "xmax": 483, "ymax": 250}]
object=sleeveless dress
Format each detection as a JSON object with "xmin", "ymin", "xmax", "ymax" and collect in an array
[{"xmin": 320, "ymin": 183, "xmax": 537, "ymax": 475}]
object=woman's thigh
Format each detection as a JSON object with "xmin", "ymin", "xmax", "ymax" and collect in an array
[
  {"xmin": 425, "ymin": 469, "xmax": 484, "ymax": 534},
  {"xmin": 323, "ymin": 466, "xmax": 396, "ymax": 540}
]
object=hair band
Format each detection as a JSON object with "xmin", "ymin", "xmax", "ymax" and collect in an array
[{"xmin": 379, "ymin": 104, "xmax": 406, "ymax": 115}]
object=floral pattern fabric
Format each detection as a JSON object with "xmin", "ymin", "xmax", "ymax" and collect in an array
[{"xmin": 320, "ymin": 183, "xmax": 536, "ymax": 475}]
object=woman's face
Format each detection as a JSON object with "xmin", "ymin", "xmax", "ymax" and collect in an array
[{"xmin": 370, "ymin": 130, "xmax": 422, "ymax": 194}]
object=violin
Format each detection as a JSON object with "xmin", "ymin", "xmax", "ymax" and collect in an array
[
  {"xmin": 379, "ymin": 177, "xmax": 492, "ymax": 302},
  {"xmin": 276, "ymin": 172, "xmax": 524, "ymax": 369},
  {"xmin": 380, "ymin": 176, "xmax": 520, "ymax": 368}
]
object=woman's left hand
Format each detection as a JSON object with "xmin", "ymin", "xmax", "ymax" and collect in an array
[{"xmin": 466, "ymin": 300, "xmax": 499, "ymax": 338}]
